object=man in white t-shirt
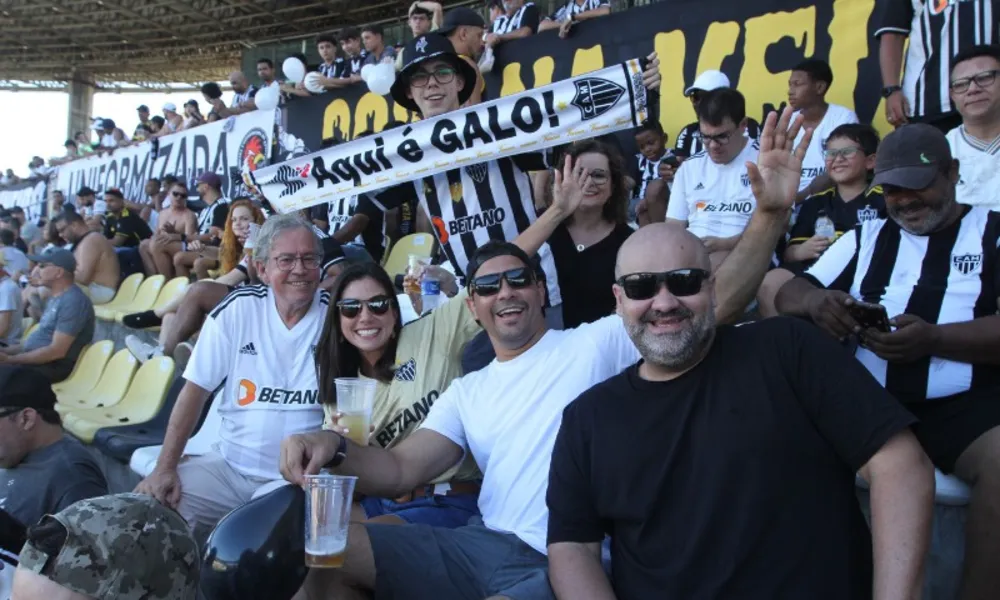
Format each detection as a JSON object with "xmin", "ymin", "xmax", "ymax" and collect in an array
[
  {"xmin": 134, "ymin": 213, "xmax": 329, "ymax": 531},
  {"xmin": 945, "ymin": 44, "xmax": 1000, "ymax": 209},
  {"xmin": 788, "ymin": 59, "xmax": 859, "ymax": 201},
  {"xmin": 277, "ymin": 107, "xmax": 814, "ymax": 600},
  {"xmin": 0, "ymin": 255, "xmax": 23, "ymax": 347},
  {"xmin": 667, "ymin": 88, "xmax": 760, "ymax": 271}
]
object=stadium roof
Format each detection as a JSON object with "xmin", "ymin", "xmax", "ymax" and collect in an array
[{"xmin": 0, "ymin": 0, "xmax": 413, "ymax": 90}]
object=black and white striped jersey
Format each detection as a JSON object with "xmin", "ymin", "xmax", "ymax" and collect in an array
[
  {"xmin": 802, "ymin": 205, "xmax": 1000, "ymax": 401},
  {"xmin": 232, "ymin": 86, "xmax": 258, "ymax": 109},
  {"xmin": 327, "ymin": 194, "xmax": 386, "ymax": 261},
  {"xmin": 333, "ymin": 52, "xmax": 368, "ymax": 79},
  {"xmin": 875, "ymin": 0, "xmax": 998, "ymax": 117},
  {"xmin": 196, "ymin": 198, "xmax": 230, "ymax": 237},
  {"xmin": 548, "ymin": 0, "xmax": 609, "ymax": 21},
  {"xmin": 674, "ymin": 118, "xmax": 761, "ymax": 158},
  {"xmin": 492, "ymin": 3, "xmax": 541, "ymax": 34},
  {"xmin": 634, "ymin": 153, "xmax": 665, "ymax": 199},
  {"xmin": 363, "ymin": 154, "xmax": 561, "ymax": 305},
  {"xmin": 318, "ymin": 61, "xmax": 338, "ymax": 78}
]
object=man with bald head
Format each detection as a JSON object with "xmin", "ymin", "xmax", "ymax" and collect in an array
[{"xmin": 208, "ymin": 71, "xmax": 258, "ymax": 117}]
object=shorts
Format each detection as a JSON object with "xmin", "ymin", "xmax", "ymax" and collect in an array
[
  {"xmin": 361, "ymin": 492, "xmax": 480, "ymax": 529},
  {"xmin": 906, "ymin": 386, "xmax": 1000, "ymax": 473},
  {"xmin": 87, "ymin": 283, "xmax": 116, "ymax": 305},
  {"xmin": 366, "ymin": 521, "xmax": 555, "ymax": 600}
]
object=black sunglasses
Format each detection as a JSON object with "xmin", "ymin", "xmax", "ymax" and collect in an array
[
  {"xmin": 616, "ymin": 269, "xmax": 711, "ymax": 300},
  {"xmin": 469, "ymin": 267, "xmax": 535, "ymax": 297},
  {"xmin": 171, "ymin": 191, "xmax": 187, "ymax": 198},
  {"xmin": 337, "ymin": 296, "xmax": 393, "ymax": 319}
]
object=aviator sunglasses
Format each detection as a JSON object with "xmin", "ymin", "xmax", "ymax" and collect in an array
[
  {"xmin": 336, "ymin": 295, "xmax": 393, "ymax": 319},
  {"xmin": 616, "ymin": 269, "xmax": 711, "ymax": 300},
  {"xmin": 468, "ymin": 267, "xmax": 535, "ymax": 296}
]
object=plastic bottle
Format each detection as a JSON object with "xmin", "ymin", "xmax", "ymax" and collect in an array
[
  {"xmin": 814, "ymin": 210, "xmax": 836, "ymax": 239},
  {"xmin": 420, "ymin": 277, "xmax": 441, "ymax": 315}
]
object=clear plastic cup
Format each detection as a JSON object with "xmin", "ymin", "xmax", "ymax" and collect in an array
[
  {"xmin": 405, "ymin": 255, "xmax": 429, "ymax": 294},
  {"xmin": 304, "ymin": 474, "xmax": 358, "ymax": 568},
  {"xmin": 334, "ymin": 377, "xmax": 376, "ymax": 445}
]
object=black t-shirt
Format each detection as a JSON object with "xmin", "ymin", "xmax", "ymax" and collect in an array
[
  {"xmin": 103, "ymin": 209, "xmax": 152, "ymax": 248},
  {"xmin": 549, "ymin": 222, "xmax": 633, "ymax": 329},
  {"xmin": 786, "ymin": 187, "xmax": 886, "ymax": 267},
  {"xmin": 547, "ymin": 317, "xmax": 915, "ymax": 600}
]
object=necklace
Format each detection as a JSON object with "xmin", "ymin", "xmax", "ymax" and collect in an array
[{"xmin": 576, "ymin": 243, "xmax": 586, "ymax": 252}]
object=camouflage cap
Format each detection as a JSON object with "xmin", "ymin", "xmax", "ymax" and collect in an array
[{"xmin": 17, "ymin": 493, "xmax": 199, "ymax": 600}]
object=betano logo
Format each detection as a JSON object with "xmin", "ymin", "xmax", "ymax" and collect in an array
[{"xmin": 236, "ymin": 379, "xmax": 320, "ymax": 407}]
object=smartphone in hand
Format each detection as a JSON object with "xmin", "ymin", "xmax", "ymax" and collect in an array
[{"xmin": 849, "ymin": 302, "xmax": 891, "ymax": 333}]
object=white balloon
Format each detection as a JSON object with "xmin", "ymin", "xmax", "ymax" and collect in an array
[
  {"xmin": 282, "ymin": 57, "xmax": 307, "ymax": 84},
  {"xmin": 255, "ymin": 84, "xmax": 279, "ymax": 111},
  {"xmin": 360, "ymin": 64, "xmax": 375, "ymax": 82},
  {"xmin": 304, "ymin": 72, "xmax": 325, "ymax": 94},
  {"xmin": 367, "ymin": 64, "xmax": 396, "ymax": 96}
]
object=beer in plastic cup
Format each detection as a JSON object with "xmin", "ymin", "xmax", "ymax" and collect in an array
[
  {"xmin": 304, "ymin": 474, "xmax": 357, "ymax": 568},
  {"xmin": 405, "ymin": 255, "xmax": 429, "ymax": 294},
  {"xmin": 334, "ymin": 377, "xmax": 376, "ymax": 445}
]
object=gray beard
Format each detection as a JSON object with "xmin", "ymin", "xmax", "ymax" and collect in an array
[{"xmin": 625, "ymin": 309, "xmax": 716, "ymax": 371}]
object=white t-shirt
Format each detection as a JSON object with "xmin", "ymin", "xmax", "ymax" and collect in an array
[
  {"xmin": 0, "ymin": 248, "xmax": 29, "ymax": 279},
  {"xmin": 0, "ymin": 276, "xmax": 23, "ymax": 346},
  {"xmin": 184, "ymin": 285, "xmax": 328, "ymax": 480},
  {"xmin": 420, "ymin": 315, "xmax": 640, "ymax": 554},
  {"xmin": 947, "ymin": 126, "xmax": 1000, "ymax": 209},
  {"xmin": 667, "ymin": 139, "xmax": 759, "ymax": 239},
  {"xmin": 793, "ymin": 104, "xmax": 859, "ymax": 191}
]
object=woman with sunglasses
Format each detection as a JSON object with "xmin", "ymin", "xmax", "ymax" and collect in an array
[
  {"xmin": 546, "ymin": 140, "xmax": 635, "ymax": 329},
  {"xmin": 316, "ymin": 262, "xmax": 484, "ymax": 528}
]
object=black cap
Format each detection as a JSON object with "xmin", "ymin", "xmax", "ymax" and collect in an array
[
  {"xmin": 105, "ymin": 187, "xmax": 124, "ymax": 199},
  {"xmin": 0, "ymin": 367, "xmax": 57, "ymax": 412},
  {"xmin": 101, "ymin": 118, "xmax": 116, "ymax": 130},
  {"xmin": 390, "ymin": 33, "xmax": 478, "ymax": 114},
  {"xmin": 437, "ymin": 7, "xmax": 486, "ymax": 36},
  {"xmin": 77, "ymin": 186, "xmax": 96, "ymax": 197},
  {"xmin": 870, "ymin": 124, "xmax": 953, "ymax": 191},
  {"xmin": 465, "ymin": 240, "xmax": 545, "ymax": 283}
]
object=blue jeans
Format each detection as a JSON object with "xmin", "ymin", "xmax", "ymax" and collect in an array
[{"xmin": 360, "ymin": 492, "xmax": 480, "ymax": 529}]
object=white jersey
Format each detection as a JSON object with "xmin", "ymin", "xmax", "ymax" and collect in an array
[
  {"xmin": 667, "ymin": 139, "xmax": 759, "ymax": 239},
  {"xmin": 947, "ymin": 126, "xmax": 1000, "ymax": 209},
  {"xmin": 327, "ymin": 195, "xmax": 364, "ymax": 244},
  {"xmin": 792, "ymin": 104, "xmax": 859, "ymax": 191},
  {"xmin": 183, "ymin": 285, "xmax": 329, "ymax": 480}
]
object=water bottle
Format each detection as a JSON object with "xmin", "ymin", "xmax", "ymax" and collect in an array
[
  {"xmin": 814, "ymin": 211, "xmax": 836, "ymax": 239},
  {"xmin": 420, "ymin": 277, "xmax": 441, "ymax": 315}
]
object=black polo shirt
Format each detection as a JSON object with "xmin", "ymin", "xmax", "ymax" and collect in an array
[{"xmin": 103, "ymin": 208, "xmax": 152, "ymax": 248}]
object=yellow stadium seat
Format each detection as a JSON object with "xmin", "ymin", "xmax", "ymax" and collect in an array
[
  {"xmin": 64, "ymin": 357, "xmax": 175, "ymax": 443},
  {"xmin": 51, "ymin": 341, "xmax": 114, "ymax": 398},
  {"xmin": 55, "ymin": 349, "xmax": 137, "ymax": 414},
  {"xmin": 96, "ymin": 275, "xmax": 164, "ymax": 322},
  {"xmin": 120, "ymin": 276, "xmax": 188, "ymax": 327},
  {"xmin": 21, "ymin": 322, "xmax": 38, "ymax": 343},
  {"xmin": 94, "ymin": 273, "xmax": 147, "ymax": 321},
  {"xmin": 383, "ymin": 233, "xmax": 436, "ymax": 282},
  {"xmin": 20, "ymin": 317, "xmax": 34, "ymax": 338}
]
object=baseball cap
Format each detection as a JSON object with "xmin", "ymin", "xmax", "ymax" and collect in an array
[
  {"xmin": 17, "ymin": 493, "xmax": 199, "ymax": 600},
  {"xmin": 104, "ymin": 187, "xmax": 124, "ymax": 199},
  {"xmin": 26, "ymin": 248, "xmax": 77, "ymax": 274},
  {"xmin": 465, "ymin": 240, "xmax": 545, "ymax": 283},
  {"xmin": 197, "ymin": 171, "xmax": 222, "ymax": 189},
  {"xmin": 684, "ymin": 70, "xmax": 731, "ymax": 96},
  {"xmin": 76, "ymin": 186, "xmax": 95, "ymax": 197},
  {"xmin": 100, "ymin": 118, "xmax": 116, "ymax": 130},
  {"xmin": 0, "ymin": 367, "xmax": 57, "ymax": 413},
  {"xmin": 136, "ymin": 104, "xmax": 150, "ymax": 112},
  {"xmin": 391, "ymin": 34, "xmax": 478, "ymax": 113},
  {"xmin": 870, "ymin": 124, "xmax": 953, "ymax": 191},
  {"xmin": 437, "ymin": 7, "xmax": 485, "ymax": 35},
  {"xmin": 162, "ymin": 102, "xmax": 177, "ymax": 112}
]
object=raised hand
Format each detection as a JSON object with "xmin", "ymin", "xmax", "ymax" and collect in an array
[
  {"xmin": 551, "ymin": 155, "xmax": 588, "ymax": 218},
  {"xmin": 745, "ymin": 106, "xmax": 813, "ymax": 214},
  {"xmin": 642, "ymin": 52, "xmax": 660, "ymax": 91}
]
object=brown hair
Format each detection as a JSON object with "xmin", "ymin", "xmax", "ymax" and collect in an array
[
  {"xmin": 560, "ymin": 139, "xmax": 629, "ymax": 225},
  {"xmin": 219, "ymin": 200, "xmax": 266, "ymax": 274}
]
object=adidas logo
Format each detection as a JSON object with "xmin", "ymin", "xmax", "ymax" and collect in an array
[
  {"xmin": 694, "ymin": 183, "xmax": 705, "ymax": 190},
  {"xmin": 394, "ymin": 358, "xmax": 417, "ymax": 382},
  {"xmin": 239, "ymin": 342, "xmax": 258, "ymax": 356}
]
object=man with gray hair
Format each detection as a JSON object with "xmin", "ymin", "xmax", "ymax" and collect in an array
[{"xmin": 135, "ymin": 213, "xmax": 330, "ymax": 531}]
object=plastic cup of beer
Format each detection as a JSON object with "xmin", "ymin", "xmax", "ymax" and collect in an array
[
  {"xmin": 405, "ymin": 255, "xmax": 429, "ymax": 294},
  {"xmin": 335, "ymin": 377, "xmax": 376, "ymax": 445},
  {"xmin": 304, "ymin": 474, "xmax": 357, "ymax": 568}
]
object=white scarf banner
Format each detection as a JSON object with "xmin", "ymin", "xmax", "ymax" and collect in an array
[
  {"xmin": 0, "ymin": 180, "xmax": 48, "ymax": 220},
  {"xmin": 250, "ymin": 58, "xmax": 650, "ymax": 213}
]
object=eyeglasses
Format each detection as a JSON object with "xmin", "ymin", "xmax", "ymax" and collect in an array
[
  {"xmin": 272, "ymin": 253, "xmax": 321, "ymax": 271},
  {"xmin": 699, "ymin": 129, "xmax": 735, "ymax": 146},
  {"xmin": 469, "ymin": 267, "xmax": 535, "ymax": 296},
  {"xmin": 171, "ymin": 191, "xmax": 186, "ymax": 198},
  {"xmin": 337, "ymin": 296, "xmax": 393, "ymax": 318},
  {"xmin": 823, "ymin": 146, "xmax": 863, "ymax": 161},
  {"xmin": 410, "ymin": 67, "xmax": 458, "ymax": 88},
  {"xmin": 585, "ymin": 170, "xmax": 610, "ymax": 185},
  {"xmin": 616, "ymin": 269, "xmax": 711, "ymax": 300},
  {"xmin": 949, "ymin": 69, "xmax": 998, "ymax": 94}
]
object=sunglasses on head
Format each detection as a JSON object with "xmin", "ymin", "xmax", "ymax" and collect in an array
[
  {"xmin": 469, "ymin": 267, "xmax": 535, "ymax": 297},
  {"xmin": 337, "ymin": 295, "xmax": 393, "ymax": 319},
  {"xmin": 616, "ymin": 269, "xmax": 711, "ymax": 300}
]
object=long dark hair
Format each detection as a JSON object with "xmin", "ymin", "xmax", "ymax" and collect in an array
[
  {"xmin": 315, "ymin": 262, "xmax": 403, "ymax": 407},
  {"xmin": 561, "ymin": 139, "xmax": 629, "ymax": 225}
]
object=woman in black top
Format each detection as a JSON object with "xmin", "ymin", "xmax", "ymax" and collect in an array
[{"xmin": 548, "ymin": 140, "xmax": 634, "ymax": 329}]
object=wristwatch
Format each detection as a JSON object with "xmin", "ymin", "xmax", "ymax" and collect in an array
[
  {"xmin": 324, "ymin": 433, "xmax": 348, "ymax": 468},
  {"xmin": 880, "ymin": 85, "xmax": 902, "ymax": 98}
]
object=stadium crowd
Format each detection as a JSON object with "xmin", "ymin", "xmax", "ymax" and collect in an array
[{"xmin": 0, "ymin": 0, "xmax": 999, "ymax": 599}]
